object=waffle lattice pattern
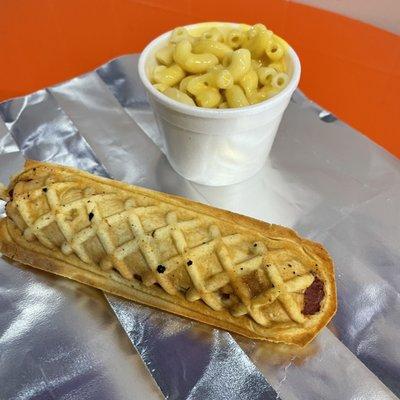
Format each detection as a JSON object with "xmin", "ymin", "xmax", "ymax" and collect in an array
[{"xmin": 9, "ymin": 175, "xmax": 316, "ymax": 327}]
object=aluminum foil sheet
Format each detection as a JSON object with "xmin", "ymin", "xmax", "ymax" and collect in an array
[
  {"xmin": 1, "ymin": 54, "xmax": 399, "ymax": 400},
  {"xmin": 0, "ymin": 85, "xmax": 275, "ymax": 400}
]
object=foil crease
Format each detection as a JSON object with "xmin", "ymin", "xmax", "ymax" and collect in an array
[{"xmin": 0, "ymin": 54, "xmax": 399, "ymax": 400}]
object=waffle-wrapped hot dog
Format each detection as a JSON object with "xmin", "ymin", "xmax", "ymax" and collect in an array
[{"xmin": 0, "ymin": 160, "xmax": 336, "ymax": 345}]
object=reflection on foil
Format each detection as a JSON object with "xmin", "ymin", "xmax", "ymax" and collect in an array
[
  {"xmin": 0, "ymin": 53, "xmax": 399, "ymax": 400},
  {"xmin": 0, "ymin": 90, "xmax": 107, "ymax": 177},
  {"xmin": 107, "ymin": 297, "xmax": 277, "ymax": 400}
]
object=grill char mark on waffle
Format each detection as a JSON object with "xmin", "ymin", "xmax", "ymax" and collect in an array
[{"xmin": 7, "ymin": 171, "xmax": 323, "ymax": 329}]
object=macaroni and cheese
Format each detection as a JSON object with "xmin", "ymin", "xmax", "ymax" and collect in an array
[{"xmin": 151, "ymin": 23, "xmax": 290, "ymax": 109}]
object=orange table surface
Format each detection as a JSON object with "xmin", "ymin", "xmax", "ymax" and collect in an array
[{"xmin": 1, "ymin": 0, "xmax": 399, "ymax": 157}]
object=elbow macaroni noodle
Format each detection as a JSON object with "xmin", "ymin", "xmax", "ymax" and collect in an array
[
  {"xmin": 239, "ymin": 69, "xmax": 258, "ymax": 97},
  {"xmin": 192, "ymin": 40, "xmax": 232, "ymax": 61},
  {"xmin": 201, "ymin": 27, "xmax": 224, "ymax": 42},
  {"xmin": 150, "ymin": 23, "xmax": 290, "ymax": 108},
  {"xmin": 225, "ymin": 85, "xmax": 249, "ymax": 108},
  {"xmin": 152, "ymin": 64, "xmax": 185, "ymax": 87},
  {"xmin": 163, "ymin": 87, "xmax": 196, "ymax": 106},
  {"xmin": 226, "ymin": 29, "xmax": 245, "ymax": 49},
  {"xmin": 223, "ymin": 48, "xmax": 251, "ymax": 83},
  {"xmin": 196, "ymin": 87, "xmax": 222, "ymax": 108},
  {"xmin": 174, "ymin": 40, "xmax": 219, "ymax": 74},
  {"xmin": 155, "ymin": 44, "xmax": 175, "ymax": 66}
]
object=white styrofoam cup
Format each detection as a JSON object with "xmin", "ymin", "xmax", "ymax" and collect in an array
[{"xmin": 138, "ymin": 22, "xmax": 301, "ymax": 186}]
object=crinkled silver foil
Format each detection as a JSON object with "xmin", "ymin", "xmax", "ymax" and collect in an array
[
  {"xmin": 0, "ymin": 65, "xmax": 277, "ymax": 400},
  {"xmin": 0, "ymin": 54, "xmax": 399, "ymax": 400}
]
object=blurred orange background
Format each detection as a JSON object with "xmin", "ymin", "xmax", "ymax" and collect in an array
[{"xmin": 0, "ymin": 0, "xmax": 399, "ymax": 157}]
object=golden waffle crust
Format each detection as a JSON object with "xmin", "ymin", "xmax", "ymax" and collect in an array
[{"xmin": 0, "ymin": 161, "xmax": 336, "ymax": 346}]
